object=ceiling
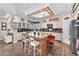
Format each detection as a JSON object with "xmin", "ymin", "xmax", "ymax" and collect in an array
[{"xmin": 0, "ymin": 3, "xmax": 74, "ymax": 18}]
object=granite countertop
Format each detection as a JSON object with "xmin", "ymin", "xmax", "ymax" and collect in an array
[{"xmin": 17, "ymin": 28, "xmax": 62, "ymax": 33}]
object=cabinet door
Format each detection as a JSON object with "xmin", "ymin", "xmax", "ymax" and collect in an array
[
  {"xmin": 40, "ymin": 39, "xmax": 48, "ymax": 56},
  {"xmin": 18, "ymin": 23, "xmax": 21, "ymax": 28},
  {"xmin": 40, "ymin": 39, "xmax": 44, "ymax": 55},
  {"xmin": 44, "ymin": 39, "xmax": 48, "ymax": 55},
  {"xmin": 22, "ymin": 23, "xmax": 25, "ymax": 28},
  {"xmin": 13, "ymin": 23, "xmax": 18, "ymax": 29},
  {"xmin": 5, "ymin": 35, "xmax": 12, "ymax": 43}
]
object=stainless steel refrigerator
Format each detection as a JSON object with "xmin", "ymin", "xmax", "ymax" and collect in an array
[{"xmin": 69, "ymin": 20, "xmax": 79, "ymax": 55}]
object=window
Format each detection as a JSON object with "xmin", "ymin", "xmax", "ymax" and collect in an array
[{"xmin": 1, "ymin": 22, "xmax": 7, "ymax": 30}]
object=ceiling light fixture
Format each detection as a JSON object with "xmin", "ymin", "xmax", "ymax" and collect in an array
[{"xmin": 31, "ymin": 7, "xmax": 54, "ymax": 18}]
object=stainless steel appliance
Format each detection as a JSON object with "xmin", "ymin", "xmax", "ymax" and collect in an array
[{"xmin": 69, "ymin": 20, "xmax": 79, "ymax": 55}]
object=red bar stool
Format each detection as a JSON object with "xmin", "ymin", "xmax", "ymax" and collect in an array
[{"xmin": 47, "ymin": 34, "xmax": 55, "ymax": 55}]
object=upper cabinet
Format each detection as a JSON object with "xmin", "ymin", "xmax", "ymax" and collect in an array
[
  {"xmin": 13, "ymin": 22, "xmax": 27, "ymax": 29},
  {"xmin": 19, "ymin": 22, "xmax": 27, "ymax": 29},
  {"xmin": 27, "ymin": 20, "xmax": 41, "ymax": 29},
  {"xmin": 11, "ymin": 16, "xmax": 28, "ymax": 29}
]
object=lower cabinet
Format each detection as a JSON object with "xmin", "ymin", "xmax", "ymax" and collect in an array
[
  {"xmin": 17, "ymin": 32, "xmax": 26, "ymax": 41},
  {"xmin": 5, "ymin": 35, "xmax": 13, "ymax": 43},
  {"xmin": 40, "ymin": 38, "xmax": 48, "ymax": 56},
  {"xmin": 17, "ymin": 33, "xmax": 22, "ymax": 41}
]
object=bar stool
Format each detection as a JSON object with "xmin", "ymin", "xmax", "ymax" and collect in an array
[
  {"xmin": 22, "ymin": 35, "xmax": 31, "ymax": 52},
  {"xmin": 23, "ymin": 38, "xmax": 30, "ymax": 50},
  {"xmin": 28, "ymin": 37, "xmax": 40, "ymax": 56},
  {"xmin": 47, "ymin": 34, "xmax": 55, "ymax": 55}
]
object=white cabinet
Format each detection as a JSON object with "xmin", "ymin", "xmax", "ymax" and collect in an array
[
  {"xmin": 13, "ymin": 23, "xmax": 18, "ymax": 29},
  {"xmin": 17, "ymin": 32, "xmax": 26, "ymax": 40},
  {"xmin": 28, "ymin": 23, "xmax": 41, "ymax": 29},
  {"xmin": 18, "ymin": 22, "xmax": 27, "ymax": 29},
  {"xmin": 54, "ymin": 33, "xmax": 62, "ymax": 41},
  {"xmin": 17, "ymin": 33, "xmax": 23, "ymax": 40},
  {"xmin": 5, "ymin": 35, "xmax": 12, "ymax": 43},
  {"xmin": 13, "ymin": 22, "xmax": 27, "ymax": 29},
  {"xmin": 21, "ymin": 23, "xmax": 27, "ymax": 28}
]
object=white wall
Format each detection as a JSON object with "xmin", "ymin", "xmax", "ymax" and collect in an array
[
  {"xmin": 52, "ymin": 21, "xmax": 62, "ymax": 28},
  {"xmin": 62, "ymin": 5, "xmax": 79, "ymax": 45},
  {"xmin": 41, "ymin": 22, "xmax": 47, "ymax": 28},
  {"xmin": 62, "ymin": 14, "xmax": 73, "ymax": 45},
  {"xmin": 0, "ymin": 17, "xmax": 7, "ymax": 40},
  {"xmin": 62, "ymin": 19, "xmax": 70, "ymax": 45},
  {"xmin": 41, "ymin": 18, "xmax": 62, "ymax": 41},
  {"xmin": 41, "ymin": 18, "xmax": 62, "ymax": 28}
]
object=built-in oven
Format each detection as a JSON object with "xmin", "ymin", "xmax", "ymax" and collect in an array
[{"xmin": 47, "ymin": 24, "xmax": 53, "ymax": 32}]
